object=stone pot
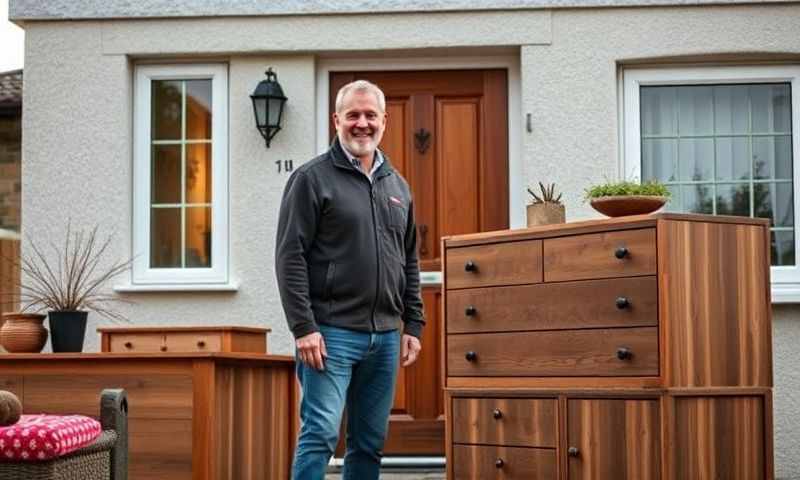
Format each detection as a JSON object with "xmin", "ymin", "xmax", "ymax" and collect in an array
[
  {"xmin": 527, "ymin": 202, "xmax": 566, "ymax": 227},
  {"xmin": 0, "ymin": 313, "xmax": 48, "ymax": 353}
]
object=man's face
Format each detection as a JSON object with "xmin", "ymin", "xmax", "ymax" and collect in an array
[{"xmin": 334, "ymin": 89, "xmax": 387, "ymax": 159}]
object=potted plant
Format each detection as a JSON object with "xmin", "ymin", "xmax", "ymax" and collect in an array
[
  {"xmin": 4, "ymin": 224, "xmax": 133, "ymax": 352},
  {"xmin": 585, "ymin": 179, "xmax": 671, "ymax": 217},
  {"xmin": 527, "ymin": 182, "xmax": 565, "ymax": 227}
]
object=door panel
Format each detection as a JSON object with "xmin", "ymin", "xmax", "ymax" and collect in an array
[
  {"xmin": 567, "ymin": 399, "xmax": 661, "ymax": 480},
  {"xmin": 330, "ymin": 69, "xmax": 508, "ymax": 456}
]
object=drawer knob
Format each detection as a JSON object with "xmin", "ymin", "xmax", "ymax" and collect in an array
[
  {"xmin": 568, "ymin": 447, "xmax": 580, "ymax": 457},
  {"xmin": 616, "ymin": 347, "xmax": 632, "ymax": 360},
  {"xmin": 464, "ymin": 260, "xmax": 478, "ymax": 272},
  {"xmin": 465, "ymin": 305, "xmax": 477, "ymax": 316},
  {"xmin": 124, "ymin": 342, "xmax": 133, "ymax": 349},
  {"xmin": 465, "ymin": 351, "xmax": 477, "ymax": 362},
  {"xmin": 492, "ymin": 409, "xmax": 502, "ymax": 419},
  {"xmin": 160, "ymin": 345, "xmax": 168, "ymax": 352},
  {"xmin": 495, "ymin": 458, "xmax": 504, "ymax": 469},
  {"xmin": 615, "ymin": 297, "xmax": 630, "ymax": 309},
  {"xmin": 614, "ymin": 246, "xmax": 629, "ymax": 259},
  {"xmin": 197, "ymin": 340, "xmax": 206, "ymax": 348}
]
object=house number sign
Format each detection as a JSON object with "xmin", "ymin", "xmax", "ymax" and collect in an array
[{"xmin": 276, "ymin": 159, "xmax": 294, "ymax": 174}]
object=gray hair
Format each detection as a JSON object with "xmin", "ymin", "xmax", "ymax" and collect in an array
[{"xmin": 334, "ymin": 80, "xmax": 386, "ymax": 113}]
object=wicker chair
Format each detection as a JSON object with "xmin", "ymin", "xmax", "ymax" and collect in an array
[{"xmin": 0, "ymin": 389, "xmax": 128, "ymax": 480}]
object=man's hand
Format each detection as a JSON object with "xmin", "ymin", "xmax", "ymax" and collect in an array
[
  {"xmin": 295, "ymin": 332, "xmax": 328, "ymax": 371},
  {"xmin": 401, "ymin": 334, "xmax": 421, "ymax": 367}
]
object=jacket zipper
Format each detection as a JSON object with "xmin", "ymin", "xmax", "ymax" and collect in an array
[{"xmin": 368, "ymin": 180, "xmax": 379, "ymax": 332}]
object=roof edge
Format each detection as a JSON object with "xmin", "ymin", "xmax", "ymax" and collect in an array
[{"xmin": 9, "ymin": 0, "xmax": 800, "ymax": 22}]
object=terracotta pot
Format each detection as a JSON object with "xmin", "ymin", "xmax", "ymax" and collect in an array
[
  {"xmin": 0, "ymin": 313, "xmax": 48, "ymax": 353},
  {"xmin": 590, "ymin": 195, "xmax": 668, "ymax": 217},
  {"xmin": 527, "ymin": 203, "xmax": 566, "ymax": 227}
]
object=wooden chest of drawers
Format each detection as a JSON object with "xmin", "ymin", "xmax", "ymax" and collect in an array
[
  {"xmin": 443, "ymin": 213, "xmax": 774, "ymax": 479},
  {"xmin": 98, "ymin": 326, "xmax": 269, "ymax": 354}
]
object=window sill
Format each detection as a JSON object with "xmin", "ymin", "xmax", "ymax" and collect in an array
[
  {"xmin": 771, "ymin": 284, "xmax": 800, "ymax": 304},
  {"xmin": 113, "ymin": 281, "xmax": 240, "ymax": 293}
]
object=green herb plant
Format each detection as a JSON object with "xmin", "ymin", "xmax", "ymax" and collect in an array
[{"xmin": 584, "ymin": 179, "xmax": 671, "ymax": 200}]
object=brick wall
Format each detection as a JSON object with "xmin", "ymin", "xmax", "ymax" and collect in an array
[{"xmin": 0, "ymin": 115, "xmax": 21, "ymax": 232}]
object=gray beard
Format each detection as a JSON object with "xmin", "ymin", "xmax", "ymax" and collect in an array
[{"xmin": 338, "ymin": 132, "xmax": 377, "ymax": 158}]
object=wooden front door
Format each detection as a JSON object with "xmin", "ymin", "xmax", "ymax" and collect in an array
[{"xmin": 330, "ymin": 69, "xmax": 509, "ymax": 456}]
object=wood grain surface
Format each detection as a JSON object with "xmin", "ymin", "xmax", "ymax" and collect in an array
[
  {"xmin": 447, "ymin": 276, "xmax": 658, "ymax": 334},
  {"xmin": 452, "ymin": 397, "xmax": 556, "ymax": 447},
  {"xmin": 446, "ymin": 240, "xmax": 542, "ymax": 289},
  {"xmin": 452, "ymin": 444, "xmax": 557, "ymax": 479},
  {"xmin": 544, "ymin": 228, "xmax": 657, "ymax": 282},
  {"xmin": 673, "ymin": 395, "xmax": 766, "ymax": 480},
  {"xmin": 659, "ymin": 219, "xmax": 772, "ymax": 387},
  {"xmin": 567, "ymin": 399, "xmax": 661, "ymax": 480},
  {"xmin": 448, "ymin": 327, "xmax": 659, "ymax": 377}
]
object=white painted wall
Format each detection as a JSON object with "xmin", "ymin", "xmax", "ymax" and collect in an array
[{"xmin": 18, "ymin": 3, "xmax": 800, "ymax": 477}]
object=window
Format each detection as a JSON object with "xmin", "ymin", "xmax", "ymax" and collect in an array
[
  {"xmin": 133, "ymin": 64, "xmax": 229, "ymax": 284},
  {"xmin": 623, "ymin": 65, "xmax": 800, "ymax": 300}
]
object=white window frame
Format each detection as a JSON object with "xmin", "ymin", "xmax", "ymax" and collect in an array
[
  {"xmin": 622, "ymin": 64, "xmax": 800, "ymax": 302},
  {"xmin": 132, "ymin": 64, "xmax": 229, "ymax": 285}
]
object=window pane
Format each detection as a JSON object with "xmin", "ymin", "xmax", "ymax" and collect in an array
[
  {"xmin": 751, "ymin": 84, "xmax": 791, "ymax": 134},
  {"xmin": 642, "ymin": 139, "xmax": 677, "ymax": 182},
  {"xmin": 716, "ymin": 183, "xmax": 750, "ymax": 217},
  {"xmin": 754, "ymin": 183, "xmax": 794, "ymax": 227},
  {"xmin": 772, "ymin": 230, "xmax": 795, "ymax": 266},
  {"xmin": 682, "ymin": 184, "xmax": 714, "ymax": 214},
  {"xmin": 186, "ymin": 144, "xmax": 212, "ymax": 204},
  {"xmin": 664, "ymin": 185, "xmax": 681, "ymax": 213},
  {"xmin": 186, "ymin": 80, "xmax": 212, "ymax": 140},
  {"xmin": 151, "ymin": 145, "xmax": 181, "ymax": 204},
  {"xmin": 186, "ymin": 207, "xmax": 212, "ymax": 268},
  {"xmin": 151, "ymin": 208, "xmax": 181, "ymax": 268},
  {"xmin": 678, "ymin": 86, "xmax": 713, "ymax": 136},
  {"xmin": 715, "ymin": 137, "xmax": 750, "ymax": 181},
  {"xmin": 753, "ymin": 136, "xmax": 793, "ymax": 180},
  {"xmin": 679, "ymin": 138, "xmax": 714, "ymax": 181},
  {"xmin": 714, "ymin": 85, "xmax": 749, "ymax": 135},
  {"xmin": 641, "ymin": 87, "xmax": 677, "ymax": 136},
  {"xmin": 152, "ymin": 80, "xmax": 182, "ymax": 140}
]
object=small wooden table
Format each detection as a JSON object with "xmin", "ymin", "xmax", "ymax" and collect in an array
[
  {"xmin": 0, "ymin": 353, "xmax": 296, "ymax": 480},
  {"xmin": 97, "ymin": 326, "xmax": 270, "ymax": 354}
]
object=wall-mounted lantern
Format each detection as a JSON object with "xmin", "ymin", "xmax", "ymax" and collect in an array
[{"xmin": 250, "ymin": 68, "xmax": 287, "ymax": 148}]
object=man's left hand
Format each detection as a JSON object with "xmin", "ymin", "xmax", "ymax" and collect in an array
[{"xmin": 401, "ymin": 334, "xmax": 422, "ymax": 367}]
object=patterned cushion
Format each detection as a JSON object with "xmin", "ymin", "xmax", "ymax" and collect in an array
[{"xmin": 0, "ymin": 415, "xmax": 102, "ymax": 461}]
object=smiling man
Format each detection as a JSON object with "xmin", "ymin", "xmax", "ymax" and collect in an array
[{"xmin": 275, "ymin": 80, "xmax": 424, "ymax": 480}]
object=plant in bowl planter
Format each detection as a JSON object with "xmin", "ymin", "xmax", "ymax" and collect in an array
[
  {"xmin": 4, "ymin": 224, "xmax": 133, "ymax": 352},
  {"xmin": 585, "ymin": 180, "xmax": 671, "ymax": 217},
  {"xmin": 527, "ymin": 182, "xmax": 565, "ymax": 227}
]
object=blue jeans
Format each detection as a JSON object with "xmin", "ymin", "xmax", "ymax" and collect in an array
[{"xmin": 292, "ymin": 324, "xmax": 400, "ymax": 480}]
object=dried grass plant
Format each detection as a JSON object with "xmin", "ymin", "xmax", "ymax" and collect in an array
[{"xmin": 2, "ymin": 224, "xmax": 134, "ymax": 322}]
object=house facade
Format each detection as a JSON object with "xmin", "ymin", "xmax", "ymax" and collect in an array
[
  {"xmin": 0, "ymin": 69, "xmax": 21, "ymax": 233},
  {"xmin": 9, "ymin": 0, "xmax": 800, "ymax": 476}
]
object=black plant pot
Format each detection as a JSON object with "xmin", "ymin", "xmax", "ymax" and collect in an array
[{"xmin": 48, "ymin": 311, "xmax": 88, "ymax": 353}]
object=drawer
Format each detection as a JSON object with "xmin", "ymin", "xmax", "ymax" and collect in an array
[
  {"xmin": 447, "ymin": 276, "xmax": 658, "ymax": 334},
  {"xmin": 108, "ymin": 333, "xmax": 165, "ymax": 353},
  {"xmin": 448, "ymin": 327, "xmax": 659, "ymax": 377},
  {"xmin": 452, "ymin": 397, "xmax": 556, "ymax": 447},
  {"xmin": 164, "ymin": 333, "xmax": 223, "ymax": 353},
  {"xmin": 452, "ymin": 444, "xmax": 556, "ymax": 480},
  {"xmin": 543, "ymin": 228, "xmax": 656, "ymax": 282},
  {"xmin": 446, "ymin": 240, "xmax": 542, "ymax": 289}
]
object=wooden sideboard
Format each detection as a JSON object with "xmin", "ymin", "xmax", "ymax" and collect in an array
[
  {"xmin": 0, "ymin": 353, "xmax": 296, "ymax": 480},
  {"xmin": 442, "ymin": 213, "xmax": 773, "ymax": 480},
  {"xmin": 97, "ymin": 326, "xmax": 270, "ymax": 354}
]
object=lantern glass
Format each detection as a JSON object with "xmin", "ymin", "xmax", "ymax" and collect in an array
[
  {"xmin": 268, "ymin": 97, "xmax": 284, "ymax": 127},
  {"xmin": 254, "ymin": 98, "xmax": 267, "ymax": 126}
]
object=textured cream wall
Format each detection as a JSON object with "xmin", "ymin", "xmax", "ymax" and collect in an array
[{"xmin": 19, "ymin": 4, "xmax": 800, "ymax": 477}]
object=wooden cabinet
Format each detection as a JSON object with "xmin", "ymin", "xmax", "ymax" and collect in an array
[
  {"xmin": 98, "ymin": 326, "xmax": 269, "ymax": 354},
  {"xmin": 443, "ymin": 213, "xmax": 774, "ymax": 480},
  {"xmin": 0, "ymin": 353, "xmax": 295, "ymax": 480}
]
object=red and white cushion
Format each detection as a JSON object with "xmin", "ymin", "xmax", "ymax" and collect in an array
[{"xmin": 0, "ymin": 414, "xmax": 102, "ymax": 461}]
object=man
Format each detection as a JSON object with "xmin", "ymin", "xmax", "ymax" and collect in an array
[{"xmin": 275, "ymin": 80, "xmax": 424, "ymax": 480}]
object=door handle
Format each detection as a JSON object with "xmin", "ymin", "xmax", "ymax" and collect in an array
[{"xmin": 418, "ymin": 224, "xmax": 429, "ymax": 255}]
